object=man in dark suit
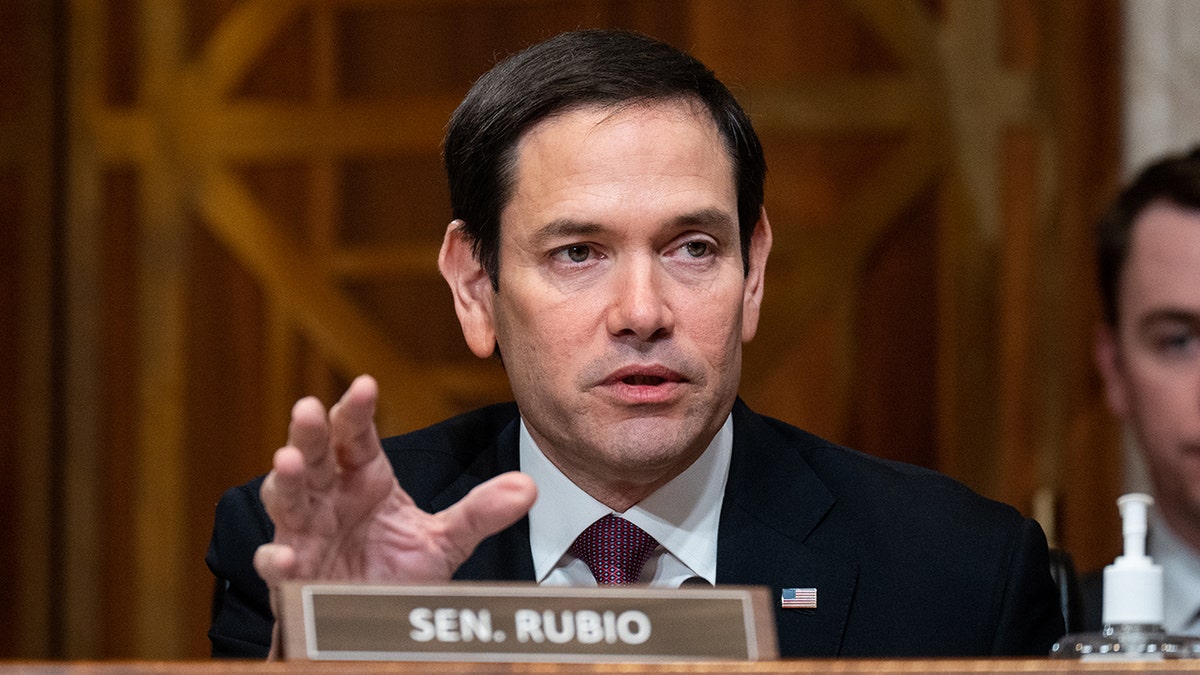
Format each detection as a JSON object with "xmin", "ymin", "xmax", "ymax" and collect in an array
[
  {"xmin": 1082, "ymin": 147, "xmax": 1200, "ymax": 633},
  {"xmin": 207, "ymin": 28, "xmax": 1065, "ymax": 659}
]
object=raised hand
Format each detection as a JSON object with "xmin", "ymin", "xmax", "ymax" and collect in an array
[{"xmin": 253, "ymin": 373, "xmax": 536, "ymax": 596}]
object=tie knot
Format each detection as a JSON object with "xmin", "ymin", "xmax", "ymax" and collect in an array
[{"xmin": 568, "ymin": 514, "xmax": 659, "ymax": 585}]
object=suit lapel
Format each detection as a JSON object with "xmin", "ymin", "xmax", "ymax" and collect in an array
[
  {"xmin": 430, "ymin": 416, "xmax": 536, "ymax": 582},
  {"xmin": 717, "ymin": 401, "xmax": 858, "ymax": 657}
]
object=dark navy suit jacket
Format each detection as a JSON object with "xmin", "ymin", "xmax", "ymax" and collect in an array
[{"xmin": 206, "ymin": 400, "xmax": 1065, "ymax": 658}]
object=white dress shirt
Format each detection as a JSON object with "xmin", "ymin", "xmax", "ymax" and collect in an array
[
  {"xmin": 1149, "ymin": 512, "xmax": 1200, "ymax": 635},
  {"xmin": 521, "ymin": 414, "xmax": 733, "ymax": 587}
]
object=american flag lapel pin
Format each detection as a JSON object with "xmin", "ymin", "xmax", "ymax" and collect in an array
[{"xmin": 781, "ymin": 587, "xmax": 817, "ymax": 609}]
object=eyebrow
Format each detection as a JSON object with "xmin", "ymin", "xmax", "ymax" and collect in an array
[
  {"xmin": 530, "ymin": 219, "xmax": 605, "ymax": 247},
  {"xmin": 676, "ymin": 207, "xmax": 737, "ymax": 232},
  {"xmin": 529, "ymin": 208, "xmax": 737, "ymax": 247},
  {"xmin": 1136, "ymin": 308, "xmax": 1200, "ymax": 331}
]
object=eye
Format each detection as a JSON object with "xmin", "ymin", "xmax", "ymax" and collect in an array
[
  {"xmin": 1156, "ymin": 331, "xmax": 1197, "ymax": 354},
  {"xmin": 1142, "ymin": 319, "xmax": 1200, "ymax": 361},
  {"xmin": 683, "ymin": 241, "xmax": 710, "ymax": 258},
  {"xmin": 549, "ymin": 243, "xmax": 602, "ymax": 266},
  {"xmin": 564, "ymin": 244, "xmax": 591, "ymax": 263}
]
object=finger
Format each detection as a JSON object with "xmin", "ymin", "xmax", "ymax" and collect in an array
[
  {"xmin": 253, "ymin": 542, "xmax": 298, "ymax": 588},
  {"xmin": 436, "ymin": 471, "xmax": 537, "ymax": 562},
  {"xmin": 260, "ymin": 446, "xmax": 311, "ymax": 531},
  {"xmin": 287, "ymin": 396, "xmax": 335, "ymax": 490},
  {"xmin": 255, "ymin": 544, "xmax": 294, "ymax": 661},
  {"xmin": 329, "ymin": 375, "xmax": 384, "ymax": 470}
]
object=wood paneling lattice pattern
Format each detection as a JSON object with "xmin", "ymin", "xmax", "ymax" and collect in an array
[{"xmin": 10, "ymin": 0, "xmax": 1121, "ymax": 659}]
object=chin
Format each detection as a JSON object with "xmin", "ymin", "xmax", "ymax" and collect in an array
[{"xmin": 603, "ymin": 430, "xmax": 704, "ymax": 468}]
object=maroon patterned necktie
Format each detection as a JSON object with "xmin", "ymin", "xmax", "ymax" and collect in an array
[{"xmin": 568, "ymin": 514, "xmax": 659, "ymax": 585}]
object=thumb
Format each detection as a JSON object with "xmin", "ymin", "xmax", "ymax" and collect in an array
[
  {"xmin": 253, "ymin": 543, "xmax": 299, "ymax": 588},
  {"xmin": 436, "ymin": 471, "xmax": 537, "ymax": 563}
]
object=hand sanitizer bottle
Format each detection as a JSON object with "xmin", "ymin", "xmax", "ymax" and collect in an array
[{"xmin": 1051, "ymin": 493, "xmax": 1200, "ymax": 660}]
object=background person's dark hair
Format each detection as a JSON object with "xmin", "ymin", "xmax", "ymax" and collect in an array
[
  {"xmin": 443, "ymin": 28, "xmax": 766, "ymax": 289},
  {"xmin": 1097, "ymin": 145, "xmax": 1200, "ymax": 326}
]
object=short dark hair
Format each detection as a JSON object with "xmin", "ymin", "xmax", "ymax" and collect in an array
[
  {"xmin": 1097, "ymin": 145, "xmax": 1200, "ymax": 326},
  {"xmin": 443, "ymin": 28, "xmax": 766, "ymax": 289}
]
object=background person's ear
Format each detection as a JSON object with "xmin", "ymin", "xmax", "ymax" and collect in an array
[
  {"xmin": 438, "ymin": 220, "xmax": 497, "ymax": 358},
  {"xmin": 1094, "ymin": 323, "xmax": 1131, "ymax": 419}
]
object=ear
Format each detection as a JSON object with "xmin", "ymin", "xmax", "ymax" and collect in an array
[
  {"xmin": 741, "ymin": 207, "xmax": 773, "ymax": 343},
  {"xmin": 1094, "ymin": 323, "xmax": 1131, "ymax": 418},
  {"xmin": 438, "ymin": 220, "xmax": 497, "ymax": 359}
]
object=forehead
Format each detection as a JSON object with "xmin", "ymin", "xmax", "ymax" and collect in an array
[
  {"xmin": 501, "ymin": 100, "xmax": 736, "ymax": 226},
  {"xmin": 515, "ymin": 99, "xmax": 732, "ymax": 183},
  {"xmin": 524, "ymin": 96, "xmax": 722, "ymax": 147},
  {"xmin": 1121, "ymin": 201, "xmax": 1200, "ymax": 313}
]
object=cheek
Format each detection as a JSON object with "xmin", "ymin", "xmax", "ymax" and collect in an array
[
  {"xmin": 688, "ymin": 306, "xmax": 744, "ymax": 362},
  {"xmin": 1129, "ymin": 367, "xmax": 1189, "ymax": 403},
  {"xmin": 496, "ymin": 298, "xmax": 595, "ymax": 368},
  {"xmin": 1127, "ymin": 371, "xmax": 1194, "ymax": 433},
  {"xmin": 701, "ymin": 291, "xmax": 745, "ymax": 333}
]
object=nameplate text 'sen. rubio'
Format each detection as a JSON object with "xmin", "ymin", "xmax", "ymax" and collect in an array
[{"xmin": 279, "ymin": 581, "xmax": 777, "ymax": 662}]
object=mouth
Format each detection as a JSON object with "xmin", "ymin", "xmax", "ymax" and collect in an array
[
  {"xmin": 598, "ymin": 366, "xmax": 689, "ymax": 405},
  {"xmin": 605, "ymin": 365, "xmax": 686, "ymax": 387},
  {"xmin": 621, "ymin": 373, "xmax": 670, "ymax": 386}
]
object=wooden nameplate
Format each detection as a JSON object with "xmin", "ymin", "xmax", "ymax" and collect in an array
[{"xmin": 278, "ymin": 581, "xmax": 777, "ymax": 662}]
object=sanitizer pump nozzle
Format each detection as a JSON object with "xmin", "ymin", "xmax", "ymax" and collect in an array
[{"xmin": 1051, "ymin": 493, "xmax": 1200, "ymax": 660}]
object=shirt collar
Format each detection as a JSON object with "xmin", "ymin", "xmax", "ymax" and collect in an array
[{"xmin": 522, "ymin": 414, "xmax": 734, "ymax": 584}]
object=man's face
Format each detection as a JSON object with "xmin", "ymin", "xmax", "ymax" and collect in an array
[
  {"xmin": 465, "ymin": 100, "xmax": 769, "ymax": 505},
  {"xmin": 1097, "ymin": 201, "xmax": 1200, "ymax": 534}
]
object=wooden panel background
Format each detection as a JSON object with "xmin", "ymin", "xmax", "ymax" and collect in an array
[
  {"xmin": 1, "ymin": 0, "xmax": 59, "ymax": 660},
  {"xmin": 1, "ymin": 0, "xmax": 1123, "ymax": 660}
]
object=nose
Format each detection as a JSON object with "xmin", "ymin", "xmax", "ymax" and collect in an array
[{"xmin": 607, "ymin": 256, "xmax": 673, "ymax": 342}]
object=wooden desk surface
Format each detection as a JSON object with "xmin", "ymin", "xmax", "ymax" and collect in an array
[{"xmin": 2, "ymin": 660, "xmax": 1198, "ymax": 674}]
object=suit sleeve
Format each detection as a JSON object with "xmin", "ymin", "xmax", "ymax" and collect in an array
[
  {"xmin": 989, "ymin": 517, "xmax": 1067, "ymax": 655},
  {"xmin": 205, "ymin": 479, "xmax": 274, "ymax": 658},
  {"xmin": 1079, "ymin": 569, "xmax": 1105, "ymax": 633}
]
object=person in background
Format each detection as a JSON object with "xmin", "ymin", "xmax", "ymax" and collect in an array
[
  {"xmin": 206, "ymin": 28, "xmax": 1065, "ymax": 659},
  {"xmin": 1085, "ymin": 146, "xmax": 1200, "ymax": 633}
]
